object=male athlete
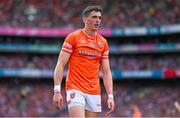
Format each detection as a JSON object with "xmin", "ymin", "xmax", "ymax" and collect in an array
[{"xmin": 53, "ymin": 5, "xmax": 115, "ymax": 117}]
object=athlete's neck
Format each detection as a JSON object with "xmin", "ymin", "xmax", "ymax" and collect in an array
[{"xmin": 83, "ymin": 28, "xmax": 96, "ymax": 37}]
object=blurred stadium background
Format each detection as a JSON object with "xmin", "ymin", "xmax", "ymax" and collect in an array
[{"xmin": 0, "ymin": 0, "xmax": 180, "ymax": 117}]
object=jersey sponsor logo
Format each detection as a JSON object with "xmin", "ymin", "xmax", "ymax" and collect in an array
[{"xmin": 78, "ymin": 50, "xmax": 101, "ymax": 57}]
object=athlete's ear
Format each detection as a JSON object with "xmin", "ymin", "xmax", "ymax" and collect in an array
[{"xmin": 83, "ymin": 17, "xmax": 87, "ymax": 24}]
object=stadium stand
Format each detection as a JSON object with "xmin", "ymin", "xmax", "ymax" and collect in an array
[
  {"xmin": 0, "ymin": 0, "xmax": 179, "ymax": 28},
  {"xmin": 0, "ymin": 0, "xmax": 180, "ymax": 117},
  {"xmin": 0, "ymin": 79, "xmax": 180, "ymax": 117}
]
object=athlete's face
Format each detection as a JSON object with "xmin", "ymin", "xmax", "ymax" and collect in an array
[{"xmin": 83, "ymin": 11, "xmax": 102, "ymax": 31}]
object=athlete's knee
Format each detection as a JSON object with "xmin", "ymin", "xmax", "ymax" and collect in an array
[
  {"xmin": 85, "ymin": 110, "xmax": 100, "ymax": 117},
  {"xmin": 69, "ymin": 106, "xmax": 85, "ymax": 117}
]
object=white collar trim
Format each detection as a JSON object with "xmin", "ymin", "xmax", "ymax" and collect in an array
[{"xmin": 82, "ymin": 29, "xmax": 96, "ymax": 39}]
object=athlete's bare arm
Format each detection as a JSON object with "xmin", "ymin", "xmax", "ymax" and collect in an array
[
  {"xmin": 53, "ymin": 51, "xmax": 71, "ymax": 109},
  {"xmin": 101, "ymin": 59, "xmax": 115, "ymax": 116}
]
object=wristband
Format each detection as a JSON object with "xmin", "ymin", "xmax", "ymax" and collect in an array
[
  {"xmin": 108, "ymin": 94, "xmax": 114, "ymax": 99},
  {"xmin": 54, "ymin": 85, "xmax": 61, "ymax": 92}
]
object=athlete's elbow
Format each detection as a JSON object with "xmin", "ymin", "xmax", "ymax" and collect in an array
[{"xmin": 102, "ymin": 72, "xmax": 112, "ymax": 79}]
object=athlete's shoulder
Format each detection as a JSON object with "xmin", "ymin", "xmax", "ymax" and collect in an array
[
  {"xmin": 97, "ymin": 33, "xmax": 107, "ymax": 43},
  {"xmin": 65, "ymin": 29, "xmax": 82, "ymax": 41},
  {"xmin": 97, "ymin": 33, "xmax": 109, "ymax": 51},
  {"xmin": 71, "ymin": 29, "xmax": 83, "ymax": 37}
]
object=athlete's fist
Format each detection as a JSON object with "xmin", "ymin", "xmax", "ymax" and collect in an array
[
  {"xmin": 105, "ymin": 97, "xmax": 115, "ymax": 117},
  {"xmin": 53, "ymin": 92, "xmax": 63, "ymax": 109}
]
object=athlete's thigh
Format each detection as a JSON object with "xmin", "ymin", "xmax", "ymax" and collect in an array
[
  {"xmin": 85, "ymin": 93, "xmax": 101, "ymax": 112},
  {"xmin": 85, "ymin": 110, "xmax": 99, "ymax": 117},
  {"xmin": 69, "ymin": 106, "xmax": 85, "ymax": 117},
  {"xmin": 66, "ymin": 89, "xmax": 86, "ymax": 117}
]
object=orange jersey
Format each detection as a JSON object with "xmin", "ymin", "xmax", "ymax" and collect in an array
[{"xmin": 62, "ymin": 29, "xmax": 109, "ymax": 94}]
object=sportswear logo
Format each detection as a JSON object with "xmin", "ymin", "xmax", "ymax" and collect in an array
[{"xmin": 88, "ymin": 39, "xmax": 95, "ymax": 47}]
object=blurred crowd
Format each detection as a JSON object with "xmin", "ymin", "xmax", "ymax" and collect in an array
[
  {"xmin": 0, "ymin": 35, "xmax": 179, "ymax": 71},
  {"xmin": 0, "ymin": 54, "xmax": 179, "ymax": 71},
  {"xmin": 1, "ymin": 35, "xmax": 179, "ymax": 45},
  {"xmin": 0, "ymin": 0, "xmax": 179, "ymax": 28},
  {"xmin": 0, "ymin": 36, "xmax": 60, "ymax": 45},
  {"xmin": 0, "ymin": 80, "xmax": 67, "ymax": 117},
  {"xmin": 0, "ymin": 79, "xmax": 180, "ymax": 117},
  {"xmin": 110, "ymin": 54, "xmax": 180, "ymax": 71},
  {"xmin": 0, "ymin": 54, "xmax": 57, "ymax": 70},
  {"xmin": 112, "ymin": 81, "xmax": 180, "ymax": 117}
]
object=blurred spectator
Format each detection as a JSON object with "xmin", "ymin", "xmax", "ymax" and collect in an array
[{"xmin": 131, "ymin": 104, "xmax": 142, "ymax": 118}]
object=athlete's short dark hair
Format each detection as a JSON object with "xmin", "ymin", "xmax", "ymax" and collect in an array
[{"xmin": 82, "ymin": 5, "xmax": 102, "ymax": 18}]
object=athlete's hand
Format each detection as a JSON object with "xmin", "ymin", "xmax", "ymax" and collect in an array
[
  {"xmin": 53, "ymin": 92, "xmax": 63, "ymax": 109},
  {"xmin": 105, "ymin": 97, "xmax": 115, "ymax": 117}
]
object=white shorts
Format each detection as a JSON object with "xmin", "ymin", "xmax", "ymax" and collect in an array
[{"xmin": 66, "ymin": 89, "xmax": 101, "ymax": 112}]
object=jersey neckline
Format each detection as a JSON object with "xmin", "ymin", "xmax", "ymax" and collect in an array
[{"xmin": 82, "ymin": 29, "xmax": 97, "ymax": 40}]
